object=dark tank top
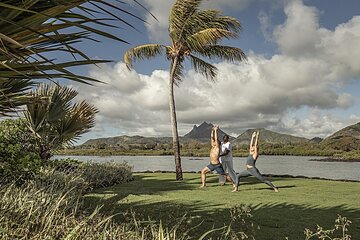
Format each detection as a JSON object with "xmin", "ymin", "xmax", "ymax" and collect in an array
[{"xmin": 246, "ymin": 155, "xmax": 256, "ymax": 167}]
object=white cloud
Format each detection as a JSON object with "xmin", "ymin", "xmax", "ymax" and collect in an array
[
  {"xmin": 140, "ymin": 0, "xmax": 173, "ymax": 43},
  {"xmin": 274, "ymin": 0, "xmax": 321, "ymax": 57},
  {"xmin": 75, "ymin": 0, "xmax": 360, "ymax": 142},
  {"xmin": 273, "ymin": 109, "xmax": 360, "ymax": 139}
]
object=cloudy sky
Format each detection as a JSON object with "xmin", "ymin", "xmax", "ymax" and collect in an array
[{"xmin": 69, "ymin": 0, "xmax": 360, "ymax": 143}]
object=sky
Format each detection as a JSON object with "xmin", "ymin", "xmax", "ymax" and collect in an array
[{"xmin": 67, "ymin": 0, "xmax": 360, "ymax": 144}]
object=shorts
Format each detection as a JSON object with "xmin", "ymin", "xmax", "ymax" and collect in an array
[{"xmin": 207, "ymin": 163, "xmax": 225, "ymax": 174}]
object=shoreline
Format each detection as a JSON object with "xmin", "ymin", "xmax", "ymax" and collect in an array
[
  {"xmin": 134, "ymin": 171, "xmax": 360, "ymax": 183},
  {"xmin": 309, "ymin": 158, "xmax": 360, "ymax": 162}
]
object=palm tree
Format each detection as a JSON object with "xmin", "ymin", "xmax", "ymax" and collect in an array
[
  {"xmin": 0, "ymin": 0, "xmax": 146, "ymax": 116},
  {"xmin": 124, "ymin": 0, "xmax": 247, "ymax": 180},
  {"xmin": 25, "ymin": 83, "xmax": 98, "ymax": 160}
]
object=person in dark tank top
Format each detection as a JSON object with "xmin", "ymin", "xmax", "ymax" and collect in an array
[{"xmin": 232, "ymin": 131, "xmax": 279, "ymax": 192}]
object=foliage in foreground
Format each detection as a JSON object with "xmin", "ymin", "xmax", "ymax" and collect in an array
[
  {"xmin": 0, "ymin": 161, "xmax": 355, "ymax": 239},
  {"xmin": 0, "ymin": 0, "xmax": 143, "ymax": 116},
  {"xmin": 0, "ymin": 119, "xmax": 40, "ymax": 183},
  {"xmin": 0, "ymin": 164, "xmax": 255, "ymax": 239}
]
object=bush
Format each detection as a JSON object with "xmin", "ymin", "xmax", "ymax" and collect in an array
[
  {"xmin": 0, "ymin": 119, "xmax": 40, "ymax": 183},
  {"xmin": 81, "ymin": 161, "xmax": 133, "ymax": 189},
  {"xmin": 48, "ymin": 158, "xmax": 133, "ymax": 190}
]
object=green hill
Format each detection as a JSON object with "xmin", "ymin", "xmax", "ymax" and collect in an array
[
  {"xmin": 320, "ymin": 122, "xmax": 360, "ymax": 151},
  {"xmin": 233, "ymin": 128, "xmax": 309, "ymax": 145}
]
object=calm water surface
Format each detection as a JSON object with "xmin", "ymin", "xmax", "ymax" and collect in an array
[{"xmin": 54, "ymin": 155, "xmax": 360, "ymax": 181}]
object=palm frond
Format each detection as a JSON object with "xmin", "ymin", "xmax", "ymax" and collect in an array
[
  {"xmin": 25, "ymin": 83, "xmax": 98, "ymax": 151},
  {"xmin": 55, "ymin": 100, "xmax": 98, "ymax": 146},
  {"xmin": 196, "ymin": 45, "xmax": 247, "ymax": 63},
  {"xmin": 0, "ymin": 78, "xmax": 34, "ymax": 116},
  {"xmin": 175, "ymin": 10, "xmax": 241, "ymax": 42},
  {"xmin": 188, "ymin": 55, "xmax": 217, "ymax": 82},
  {"xmin": 169, "ymin": 0, "xmax": 202, "ymax": 40},
  {"xmin": 124, "ymin": 44, "xmax": 165, "ymax": 69},
  {"xmin": 0, "ymin": 0, "xmax": 147, "ymax": 115},
  {"xmin": 186, "ymin": 28, "xmax": 237, "ymax": 51}
]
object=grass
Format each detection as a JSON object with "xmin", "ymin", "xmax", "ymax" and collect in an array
[{"xmin": 85, "ymin": 173, "xmax": 360, "ymax": 239}]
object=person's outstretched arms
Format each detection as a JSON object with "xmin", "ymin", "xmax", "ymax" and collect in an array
[
  {"xmin": 211, "ymin": 127, "xmax": 215, "ymax": 146},
  {"xmin": 214, "ymin": 125, "xmax": 219, "ymax": 148},
  {"xmin": 255, "ymin": 131, "xmax": 260, "ymax": 147},
  {"xmin": 253, "ymin": 131, "xmax": 260, "ymax": 156},
  {"xmin": 249, "ymin": 131, "xmax": 256, "ymax": 151}
]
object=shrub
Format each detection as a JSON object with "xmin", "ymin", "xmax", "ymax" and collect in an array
[
  {"xmin": 47, "ymin": 158, "xmax": 133, "ymax": 191},
  {"xmin": 81, "ymin": 161, "xmax": 133, "ymax": 190},
  {"xmin": 0, "ymin": 119, "xmax": 40, "ymax": 183}
]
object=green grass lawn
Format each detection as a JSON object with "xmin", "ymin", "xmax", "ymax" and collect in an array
[{"xmin": 85, "ymin": 173, "xmax": 360, "ymax": 239}]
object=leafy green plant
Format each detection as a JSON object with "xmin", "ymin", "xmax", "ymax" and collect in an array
[
  {"xmin": 0, "ymin": 118, "xmax": 40, "ymax": 183},
  {"xmin": 81, "ymin": 161, "xmax": 133, "ymax": 190},
  {"xmin": 25, "ymin": 84, "xmax": 98, "ymax": 160}
]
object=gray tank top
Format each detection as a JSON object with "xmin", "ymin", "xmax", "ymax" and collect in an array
[{"xmin": 246, "ymin": 155, "xmax": 256, "ymax": 166}]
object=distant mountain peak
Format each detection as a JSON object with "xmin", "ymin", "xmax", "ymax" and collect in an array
[{"xmin": 184, "ymin": 122, "xmax": 231, "ymax": 140}]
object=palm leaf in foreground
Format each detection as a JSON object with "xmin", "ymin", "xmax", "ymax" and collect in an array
[{"xmin": 0, "ymin": 0, "xmax": 147, "ymax": 115}]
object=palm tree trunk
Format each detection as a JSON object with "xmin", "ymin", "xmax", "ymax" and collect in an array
[{"xmin": 169, "ymin": 57, "xmax": 183, "ymax": 181}]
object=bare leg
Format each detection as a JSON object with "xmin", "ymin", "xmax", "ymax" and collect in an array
[
  {"xmin": 224, "ymin": 174, "xmax": 234, "ymax": 186},
  {"xmin": 200, "ymin": 167, "xmax": 210, "ymax": 188}
]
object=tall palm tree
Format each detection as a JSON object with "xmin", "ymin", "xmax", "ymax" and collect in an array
[
  {"xmin": 124, "ymin": 0, "xmax": 247, "ymax": 180},
  {"xmin": 0, "ymin": 0, "xmax": 146, "ymax": 116},
  {"xmin": 25, "ymin": 83, "xmax": 98, "ymax": 160}
]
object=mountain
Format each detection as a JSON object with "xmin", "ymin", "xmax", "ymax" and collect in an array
[
  {"xmin": 82, "ymin": 135, "xmax": 172, "ymax": 148},
  {"xmin": 309, "ymin": 137, "xmax": 323, "ymax": 143},
  {"xmin": 320, "ymin": 122, "xmax": 360, "ymax": 151},
  {"xmin": 233, "ymin": 128, "xmax": 309, "ymax": 145},
  {"xmin": 79, "ymin": 122, "xmax": 360, "ymax": 151},
  {"xmin": 325, "ymin": 122, "xmax": 360, "ymax": 140},
  {"xmin": 184, "ymin": 121, "xmax": 233, "ymax": 141}
]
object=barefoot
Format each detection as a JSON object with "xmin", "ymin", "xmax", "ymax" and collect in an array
[
  {"xmin": 231, "ymin": 188, "xmax": 238, "ymax": 192},
  {"xmin": 274, "ymin": 187, "xmax": 279, "ymax": 193},
  {"xmin": 220, "ymin": 183, "xmax": 225, "ymax": 186},
  {"xmin": 200, "ymin": 185, "xmax": 206, "ymax": 189}
]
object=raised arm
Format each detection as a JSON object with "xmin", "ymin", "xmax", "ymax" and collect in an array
[
  {"xmin": 249, "ymin": 131, "xmax": 256, "ymax": 149},
  {"xmin": 211, "ymin": 127, "xmax": 214, "ymax": 141},
  {"xmin": 252, "ymin": 131, "xmax": 259, "ymax": 157},
  {"xmin": 254, "ymin": 131, "xmax": 260, "ymax": 147},
  {"xmin": 211, "ymin": 127, "xmax": 217, "ymax": 147},
  {"xmin": 214, "ymin": 125, "xmax": 219, "ymax": 147}
]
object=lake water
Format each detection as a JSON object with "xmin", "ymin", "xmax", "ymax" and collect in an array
[{"xmin": 53, "ymin": 155, "xmax": 360, "ymax": 181}]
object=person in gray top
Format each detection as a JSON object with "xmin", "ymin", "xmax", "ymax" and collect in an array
[
  {"xmin": 218, "ymin": 134, "xmax": 237, "ymax": 186},
  {"xmin": 233, "ymin": 131, "xmax": 279, "ymax": 192}
]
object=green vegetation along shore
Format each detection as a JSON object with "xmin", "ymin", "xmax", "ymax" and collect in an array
[
  {"xmin": 85, "ymin": 173, "xmax": 360, "ymax": 239},
  {"xmin": 56, "ymin": 148, "xmax": 360, "ymax": 161}
]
